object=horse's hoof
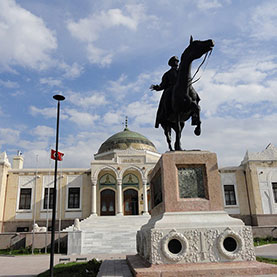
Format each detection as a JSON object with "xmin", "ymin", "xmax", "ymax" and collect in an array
[{"xmin": 194, "ymin": 127, "xmax": 201, "ymax": 136}]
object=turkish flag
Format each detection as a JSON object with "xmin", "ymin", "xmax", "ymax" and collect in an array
[{"xmin": 51, "ymin": 149, "xmax": 64, "ymax": 161}]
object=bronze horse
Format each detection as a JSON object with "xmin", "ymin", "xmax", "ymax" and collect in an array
[{"xmin": 156, "ymin": 36, "xmax": 214, "ymax": 151}]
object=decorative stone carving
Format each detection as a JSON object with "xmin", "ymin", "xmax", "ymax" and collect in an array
[
  {"xmin": 217, "ymin": 228, "xmax": 244, "ymax": 260},
  {"xmin": 33, "ymin": 223, "xmax": 47, "ymax": 232},
  {"xmin": 161, "ymin": 229, "xmax": 188, "ymax": 262},
  {"xmin": 137, "ymin": 212, "xmax": 257, "ymax": 265},
  {"xmin": 239, "ymin": 226, "xmax": 256, "ymax": 261},
  {"xmin": 73, "ymin": 218, "xmax": 81, "ymax": 231},
  {"xmin": 150, "ymin": 230, "xmax": 163, "ymax": 264}
]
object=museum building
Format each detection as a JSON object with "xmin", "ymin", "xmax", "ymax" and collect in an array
[{"xmin": 0, "ymin": 126, "xmax": 277, "ymax": 234}]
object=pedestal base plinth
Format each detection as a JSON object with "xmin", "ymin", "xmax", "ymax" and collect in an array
[
  {"xmin": 127, "ymin": 254, "xmax": 277, "ymax": 277},
  {"xmin": 137, "ymin": 211, "xmax": 256, "ymax": 264}
]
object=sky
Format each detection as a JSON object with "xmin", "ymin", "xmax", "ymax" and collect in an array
[{"xmin": 1, "ymin": 0, "xmax": 277, "ymax": 169}]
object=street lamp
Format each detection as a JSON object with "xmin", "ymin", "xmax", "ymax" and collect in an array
[{"xmin": 50, "ymin": 94, "xmax": 65, "ymax": 277}]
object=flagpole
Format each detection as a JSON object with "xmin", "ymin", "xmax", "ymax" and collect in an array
[
  {"xmin": 58, "ymin": 162, "xmax": 62, "ymax": 254},
  {"xmin": 32, "ymin": 154, "xmax": 39, "ymax": 255},
  {"xmin": 50, "ymin": 94, "xmax": 65, "ymax": 277},
  {"xmin": 45, "ymin": 148, "xmax": 52, "ymax": 254}
]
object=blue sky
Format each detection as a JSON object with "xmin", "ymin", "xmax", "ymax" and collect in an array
[{"xmin": 1, "ymin": 0, "xmax": 277, "ymax": 168}]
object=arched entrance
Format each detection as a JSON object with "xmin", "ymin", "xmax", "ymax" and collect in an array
[
  {"xmin": 124, "ymin": 189, "xmax": 138, "ymax": 215},
  {"xmin": 100, "ymin": 189, "xmax": 115, "ymax": 216}
]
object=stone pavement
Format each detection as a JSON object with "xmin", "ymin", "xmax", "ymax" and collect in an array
[
  {"xmin": 0, "ymin": 245, "xmax": 276, "ymax": 277},
  {"xmin": 0, "ymin": 253, "xmax": 132, "ymax": 277},
  {"xmin": 255, "ymin": 244, "xmax": 277, "ymax": 259},
  {"xmin": 97, "ymin": 259, "xmax": 132, "ymax": 277}
]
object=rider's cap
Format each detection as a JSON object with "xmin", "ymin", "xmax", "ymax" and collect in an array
[{"xmin": 168, "ymin": 56, "xmax": 179, "ymax": 66}]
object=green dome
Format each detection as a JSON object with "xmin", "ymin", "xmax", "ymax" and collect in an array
[{"xmin": 97, "ymin": 128, "xmax": 157, "ymax": 154}]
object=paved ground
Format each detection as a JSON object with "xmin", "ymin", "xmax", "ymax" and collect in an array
[
  {"xmin": 255, "ymin": 244, "xmax": 277, "ymax": 259},
  {"xmin": 0, "ymin": 253, "xmax": 131, "ymax": 277},
  {"xmin": 0, "ymin": 245, "xmax": 276, "ymax": 277}
]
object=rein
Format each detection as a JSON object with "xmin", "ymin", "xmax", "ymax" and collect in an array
[{"xmin": 188, "ymin": 49, "xmax": 212, "ymax": 86}]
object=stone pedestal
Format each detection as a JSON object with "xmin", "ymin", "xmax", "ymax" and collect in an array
[{"xmin": 127, "ymin": 151, "xmax": 277, "ymax": 276}]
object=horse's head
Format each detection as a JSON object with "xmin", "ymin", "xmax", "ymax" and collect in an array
[{"xmin": 187, "ymin": 36, "xmax": 214, "ymax": 61}]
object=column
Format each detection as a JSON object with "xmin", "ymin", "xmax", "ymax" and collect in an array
[
  {"xmin": 142, "ymin": 179, "xmax": 149, "ymax": 215},
  {"xmin": 91, "ymin": 180, "xmax": 97, "ymax": 216},
  {"xmin": 117, "ymin": 179, "xmax": 123, "ymax": 216}
]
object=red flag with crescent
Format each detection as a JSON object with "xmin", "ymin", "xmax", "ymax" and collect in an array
[{"xmin": 51, "ymin": 149, "xmax": 64, "ymax": 161}]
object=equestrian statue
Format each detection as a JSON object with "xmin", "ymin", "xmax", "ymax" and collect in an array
[{"xmin": 150, "ymin": 36, "xmax": 214, "ymax": 151}]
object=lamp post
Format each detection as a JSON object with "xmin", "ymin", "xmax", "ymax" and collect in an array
[{"xmin": 50, "ymin": 94, "xmax": 65, "ymax": 277}]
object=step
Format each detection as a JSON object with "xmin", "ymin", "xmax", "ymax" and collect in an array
[
  {"xmin": 66, "ymin": 215, "xmax": 150, "ymax": 254},
  {"xmin": 64, "ymin": 215, "xmax": 150, "ymax": 231}
]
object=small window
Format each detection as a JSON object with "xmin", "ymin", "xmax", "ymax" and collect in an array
[
  {"xmin": 43, "ymin": 188, "xmax": 54, "ymax": 209},
  {"xmin": 68, "ymin": 187, "xmax": 80, "ymax": 209},
  {"xmin": 272, "ymin": 183, "xmax": 277, "ymax": 203},
  {"xmin": 19, "ymin": 188, "xmax": 32, "ymax": 209},
  {"xmin": 224, "ymin": 185, "xmax": 237, "ymax": 205}
]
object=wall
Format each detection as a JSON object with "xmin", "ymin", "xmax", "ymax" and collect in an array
[
  {"xmin": 0, "ymin": 161, "xmax": 10, "ymax": 232},
  {"xmin": 0, "ymin": 232, "xmax": 68, "ymax": 251},
  {"xmin": 2, "ymin": 169, "xmax": 90, "ymax": 232}
]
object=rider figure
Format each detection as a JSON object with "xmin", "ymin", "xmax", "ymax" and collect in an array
[
  {"xmin": 150, "ymin": 56, "xmax": 179, "ymax": 128},
  {"xmin": 150, "ymin": 55, "xmax": 201, "ymax": 129}
]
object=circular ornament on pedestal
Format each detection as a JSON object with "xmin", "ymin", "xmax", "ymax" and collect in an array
[
  {"xmin": 161, "ymin": 230, "xmax": 188, "ymax": 262},
  {"xmin": 217, "ymin": 229, "xmax": 244, "ymax": 260}
]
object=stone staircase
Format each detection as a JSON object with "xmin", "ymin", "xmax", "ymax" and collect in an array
[{"xmin": 65, "ymin": 215, "xmax": 150, "ymax": 254}]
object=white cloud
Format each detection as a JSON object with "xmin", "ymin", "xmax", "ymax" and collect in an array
[
  {"xmin": 68, "ymin": 91, "xmax": 107, "ymax": 107},
  {"xmin": 68, "ymin": 8, "xmax": 139, "ymax": 42},
  {"xmin": 0, "ymin": 79, "xmax": 19, "ymax": 88},
  {"xmin": 30, "ymin": 106, "xmax": 59, "ymax": 119},
  {"xmin": 249, "ymin": 1, "xmax": 277, "ymax": 40},
  {"xmin": 103, "ymin": 111, "xmax": 123, "ymax": 125},
  {"xmin": 107, "ymin": 71, "xmax": 159, "ymax": 99},
  {"xmin": 196, "ymin": 0, "xmax": 222, "ymax": 10},
  {"xmin": 0, "ymin": 0, "xmax": 57, "ymax": 71},
  {"xmin": 11, "ymin": 90, "xmax": 24, "ymax": 97},
  {"xmin": 0, "ymin": 128, "xmax": 20, "ymax": 145},
  {"xmin": 191, "ymin": 55, "xmax": 277, "ymax": 117},
  {"xmin": 40, "ymin": 77, "xmax": 62, "ymax": 87},
  {"xmin": 61, "ymin": 62, "xmax": 84, "ymax": 79},
  {"xmin": 32, "ymin": 125, "xmax": 55, "ymax": 138},
  {"xmin": 67, "ymin": 4, "xmax": 152, "ymax": 66},
  {"xmin": 65, "ymin": 108, "xmax": 99, "ymax": 127},
  {"xmin": 125, "ymin": 101, "xmax": 157, "ymax": 126}
]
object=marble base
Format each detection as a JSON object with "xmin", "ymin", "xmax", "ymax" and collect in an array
[
  {"xmin": 127, "ymin": 254, "xmax": 277, "ymax": 277},
  {"xmin": 136, "ymin": 211, "xmax": 256, "ymax": 264}
]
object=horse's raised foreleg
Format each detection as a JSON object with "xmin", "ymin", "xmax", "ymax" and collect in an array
[{"xmin": 162, "ymin": 124, "xmax": 173, "ymax": 151}]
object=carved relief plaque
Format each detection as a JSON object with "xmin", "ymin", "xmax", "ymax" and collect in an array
[{"xmin": 178, "ymin": 165, "xmax": 207, "ymax": 198}]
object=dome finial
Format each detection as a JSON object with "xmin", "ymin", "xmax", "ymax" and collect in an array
[{"xmin": 124, "ymin": 116, "xmax": 128, "ymax": 131}]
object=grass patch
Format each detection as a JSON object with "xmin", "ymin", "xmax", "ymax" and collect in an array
[
  {"xmin": 254, "ymin": 236, "xmax": 277, "ymax": 247},
  {"xmin": 37, "ymin": 259, "xmax": 101, "ymax": 277},
  {"xmin": 257, "ymin": 256, "xmax": 277, "ymax": 265}
]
